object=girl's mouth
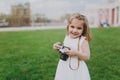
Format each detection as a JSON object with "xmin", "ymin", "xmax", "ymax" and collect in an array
[
  {"xmin": 71, "ymin": 33, "xmax": 78, "ymax": 37},
  {"xmin": 71, "ymin": 32, "xmax": 78, "ymax": 36}
]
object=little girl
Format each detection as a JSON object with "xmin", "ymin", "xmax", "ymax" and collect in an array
[{"xmin": 53, "ymin": 13, "xmax": 91, "ymax": 80}]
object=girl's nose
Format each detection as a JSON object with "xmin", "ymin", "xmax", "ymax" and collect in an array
[{"xmin": 73, "ymin": 28, "xmax": 77, "ymax": 32}]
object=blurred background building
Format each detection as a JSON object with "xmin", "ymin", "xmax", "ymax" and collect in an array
[
  {"xmin": 11, "ymin": 3, "xmax": 30, "ymax": 17},
  {"xmin": 0, "ymin": 0, "xmax": 120, "ymax": 28},
  {"xmin": 0, "ymin": 2, "xmax": 31, "ymax": 27},
  {"xmin": 7, "ymin": 2, "xmax": 31, "ymax": 27},
  {"xmin": 85, "ymin": 0, "xmax": 120, "ymax": 27}
]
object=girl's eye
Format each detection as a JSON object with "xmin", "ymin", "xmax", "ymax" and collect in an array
[
  {"xmin": 70, "ymin": 26, "xmax": 74, "ymax": 28},
  {"xmin": 77, "ymin": 27, "xmax": 82, "ymax": 30}
]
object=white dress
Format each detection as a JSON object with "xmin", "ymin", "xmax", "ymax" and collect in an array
[{"xmin": 54, "ymin": 36, "xmax": 90, "ymax": 80}]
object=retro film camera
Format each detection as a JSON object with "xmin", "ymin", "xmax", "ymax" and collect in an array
[{"xmin": 56, "ymin": 44, "xmax": 70, "ymax": 61}]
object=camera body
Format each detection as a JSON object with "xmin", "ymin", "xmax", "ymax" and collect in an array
[{"xmin": 56, "ymin": 44, "xmax": 70, "ymax": 61}]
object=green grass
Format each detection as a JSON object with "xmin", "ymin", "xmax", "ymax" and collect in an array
[{"xmin": 0, "ymin": 27, "xmax": 120, "ymax": 80}]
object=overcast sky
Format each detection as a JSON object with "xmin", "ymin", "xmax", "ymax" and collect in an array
[{"xmin": 0, "ymin": 0, "xmax": 109, "ymax": 19}]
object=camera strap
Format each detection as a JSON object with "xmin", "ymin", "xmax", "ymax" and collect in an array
[{"xmin": 69, "ymin": 37, "xmax": 80, "ymax": 70}]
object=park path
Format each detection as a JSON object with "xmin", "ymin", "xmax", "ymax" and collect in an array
[{"xmin": 0, "ymin": 26, "xmax": 65, "ymax": 32}]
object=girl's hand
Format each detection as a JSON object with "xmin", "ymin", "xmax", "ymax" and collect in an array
[
  {"xmin": 53, "ymin": 42, "xmax": 62, "ymax": 51},
  {"xmin": 65, "ymin": 49, "xmax": 77, "ymax": 56}
]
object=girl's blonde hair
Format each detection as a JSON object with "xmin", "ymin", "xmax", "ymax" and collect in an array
[{"xmin": 66, "ymin": 13, "xmax": 91, "ymax": 41}]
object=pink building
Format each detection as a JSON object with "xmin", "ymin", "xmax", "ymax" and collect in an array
[{"xmin": 85, "ymin": 0, "xmax": 120, "ymax": 27}]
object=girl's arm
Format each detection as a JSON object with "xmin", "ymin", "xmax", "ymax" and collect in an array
[{"xmin": 66, "ymin": 40, "xmax": 90, "ymax": 61}]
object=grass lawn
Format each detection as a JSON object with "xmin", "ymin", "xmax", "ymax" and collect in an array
[{"xmin": 0, "ymin": 27, "xmax": 120, "ymax": 80}]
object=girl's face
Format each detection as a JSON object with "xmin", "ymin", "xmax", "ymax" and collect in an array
[{"xmin": 68, "ymin": 19, "xmax": 84, "ymax": 39}]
